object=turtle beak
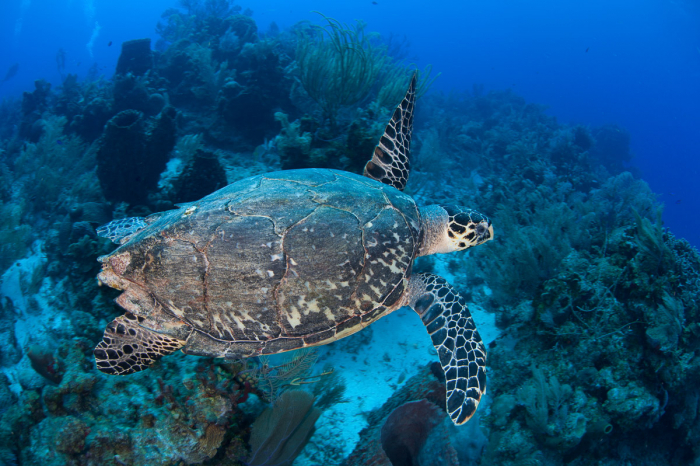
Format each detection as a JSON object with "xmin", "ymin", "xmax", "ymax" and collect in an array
[{"xmin": 476, "ymin": 220, "xmax": 494, "ymax": 245}]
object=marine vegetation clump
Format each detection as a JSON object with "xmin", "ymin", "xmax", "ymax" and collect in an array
[
  {"xmin": 311, "ymin": 364, "xmax": 349, "ymax": 410},
  {"xmin": 516, "ymin": 366, "xmax": 581, "ymax": 446},
  {"xmin": 296, "ymin": 14, "xmax": 386, "ymax": 128},
  {"xmin": 156, "ymin": 0, "xmax": 247, "ymax": 49},
  {"xmin": 56, "ymin": 74, "xmax": 114, "ymax": 142},
  {"xmin": 296, "ymin": 14, "xmax": 437, "ymax": 133},
  {"xmin": 274, "ymin": 111, "xmax": 314, "ymax": 169},
  {"xmin": 374, "ymin": 63, "xmax": 439, "ymax": 111},
  {"xmin": 217, "ymin": 38, "xmax": 291, "ymax": 141},
  {"xmin": 632, "ymin": 208, "xmax": 673, "ymax": 275},
  {"xmin": 247, "ymin": 348, "xmax": 319, "ymax": 401},
  {"xmin": 273, "ymin": 105, "xmax": 392, "ymax": 173},
  {"xmin": 483, "ymin": 187, "xmax": 700, "ymax": 462},
  {"xmin": 159, "ymin": 41, "xmax": 235, "ymax": 106},
  {"xmin": 247, "ymin": 390, "xmax": 321, "ymax": 466},
  {"xmin": 0, "ymin": 97, "xmax": 21, "ymax": 141},
  {"xmin": 180, "ymin": 0, "xmax": 242, "ymax": 19},
  {"xmin": 13, "ymin": 115, "xmax": 102, "ymax": 215},
  {"xmin": 426, "ymin": 90, "xmax": 648, "ymax": 313},
  {"xmin": 0, "ymin": 201, "xmax": 32, "ymax": 273},
  {"xmin": 18, "ymin": 79, "xmax": 52, "ymax": 142}
]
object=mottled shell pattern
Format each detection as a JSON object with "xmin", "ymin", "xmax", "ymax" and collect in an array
[{"xmin": 99, "ymin": 168, "xmax": 421, "ymax": 352}]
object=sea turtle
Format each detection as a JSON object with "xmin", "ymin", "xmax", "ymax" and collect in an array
[{"xmin": 93, "ymin": 74, "xmax": 494, "ymax": 425}]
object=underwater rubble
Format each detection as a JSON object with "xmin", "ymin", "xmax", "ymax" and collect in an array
[{"xmin": 0, "ymin": 1, "xmax": 699, "ymax": 465}]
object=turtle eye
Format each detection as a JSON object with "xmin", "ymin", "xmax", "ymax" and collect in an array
[{"xmin": 476, "ymin": 223, "xmax": 487, "ymax": 237}]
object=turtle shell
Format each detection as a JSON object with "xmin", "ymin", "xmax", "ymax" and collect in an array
[{"xmin": 100, "ymin": 169, "xmax": 421, "ymax": 349}]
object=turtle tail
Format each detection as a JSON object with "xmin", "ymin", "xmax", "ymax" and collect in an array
[{"xmin": 94, "ymin": 313, "xmax": 185, "ymax": 375}]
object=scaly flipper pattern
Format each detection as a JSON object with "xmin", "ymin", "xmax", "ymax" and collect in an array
[
  {"xmin": 405, "ymin": 273, "xmax": 487, "ymax": 424},
  {"xmin": 96, "ymin": 217, "xmax": 148, "ymax": 244},
  {"xmin": 363, "ymin": 72, "xmax": 416, "ymax": 191},
  {"xmin": 94, "ymin": 313, "xmax": 185, "ymax": 375}
]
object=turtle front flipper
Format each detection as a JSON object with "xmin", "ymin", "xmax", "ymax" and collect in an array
[
  {"xmin": 94, "ymin": 313, "xmax": 185, "ymax": 375},
  {"xmin": 97, "ymin": 217, "xmax": 148, "ymax": 244},
  {"xmin": 362, "ymin": 72, "xmax": 416, "ymax": 191},
  {"xmin": 404, "ymin": 273, "xmax": 487, "ymax": 425}
]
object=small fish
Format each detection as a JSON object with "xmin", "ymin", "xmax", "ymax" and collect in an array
[
  {"xmin": 56, "ymin": 139, "xmax": 63, "ymax": 145},
  {"xmin": 77, "ymin": 61, "xmax": 81, "ymax": 66},
  {"xmin": 108, "ymin": 41, "xmax": 112, "ymax": 47},
  {"xmin": 372, "ymin": 1, "xmax": 378, "ymax": 4},
  {"xmin": 586, "ymin": 47, "xmax": 589, "ymax": 52},
  {"xmin": 676, "ymin": 199, "xmax": 682, "ymax": 205}
]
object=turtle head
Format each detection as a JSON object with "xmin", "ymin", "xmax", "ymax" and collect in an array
[
  {"xmin": 418, "ymin": 205, "xmax": 493, "ymax": 256},
  {"xmin": 444, "ymin": 206, "xmax": 493, "ymax": 250}
]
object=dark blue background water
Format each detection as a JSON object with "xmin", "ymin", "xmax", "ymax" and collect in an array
[{"xmin": 2, "ymin": 0, "xmax": 698, "ymax": 246}]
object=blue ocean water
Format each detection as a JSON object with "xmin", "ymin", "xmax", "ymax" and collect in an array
[
  {"xmin": 0, "ymin": 1, "xmax": 699, "ymax": 465},
  {"xmin": 2, "ymin": 0, "xmax": 698, "ymax": 245}
]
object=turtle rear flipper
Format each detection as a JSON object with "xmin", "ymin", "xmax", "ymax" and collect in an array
[
  {"xmin": 97, "ymin": 217, "xmax": 148, "ymax": 244},
  {"xmin": 94, "ymin": 313, "xmax": 185, "ymax": 375},
  {"xmin": 405, "ymin": 273, "xmax": 487, "ymax": 425},
  {"xmin": 363, "ymin": 72, "xmax": 416, "ymax": 191}
]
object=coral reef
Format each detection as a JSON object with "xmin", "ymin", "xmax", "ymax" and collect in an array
[
  {"xmin": 414, "ymin": 88, "xmax": 700, "ymax": 465},
  {"xmin": 0, "ymin": 3, "xmax": 698, "ymax": 465},
  {"xmin": 115, "ymin": 38, "xmax": 154, "ymax": 77},
  {"xmin": 217, "ymin": 39, "xmax": 292, "ymax": 142},
  {"xmin": 19, "ymin": 79, "xmax": 52, "ymax": 141},
  {"xmin": 171, "ymin": 148, "xmax": 228, "ymax": 203},
  {"xmin": 96, "ymin": 107, "xmax": 177, "ymax": 205},
  {"xmin": 274, "ymin": 112, "xmax": 314, "ymax": 169},
  {"xmin": 0, "ymin": 201, "xmax": 32, "ymax": 273}
]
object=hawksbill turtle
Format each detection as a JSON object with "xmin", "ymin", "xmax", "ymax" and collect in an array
[{"xmin": 93, "ymin": 74, "xmax": 494, "ymax": 425}]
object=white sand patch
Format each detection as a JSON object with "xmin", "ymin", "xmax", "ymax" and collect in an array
[
  {"xmin": 298, "ymin": 254, "xmax": 501, "ymax": 464},
  {"xmin": 299, "ymin": 307, "xmax": 435, "ymax": 464},
  {"xmin": 0, "ymin": 241, "xmax": 71, "ymax": 395}
]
